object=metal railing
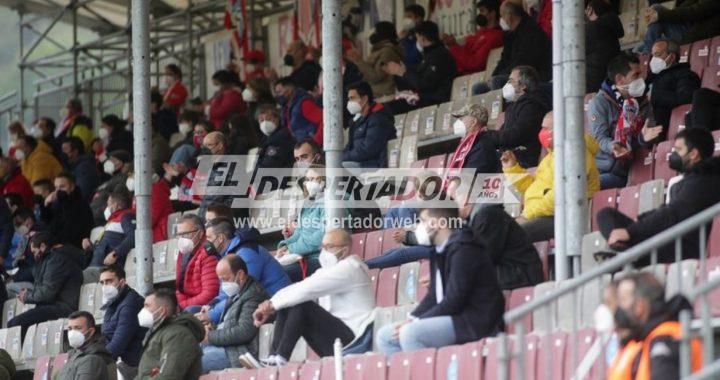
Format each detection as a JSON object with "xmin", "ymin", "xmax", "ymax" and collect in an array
[{"xmin": 497, "ymin": 201, "xmax": 720, "ymax": 380}]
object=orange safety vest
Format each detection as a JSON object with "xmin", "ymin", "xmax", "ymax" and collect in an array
[{"xmin": 607, "ymin": 321, "xmax": 703, "ymax": 380}]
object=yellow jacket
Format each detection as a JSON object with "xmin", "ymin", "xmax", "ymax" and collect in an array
[
  {"xmin": 68, "ymin": 123, "xmax": 93, "ymax": 152},
  {"xmin": 21, "ymin": 140, "xmax": 63, "ymax": 184},
  {"xmin": 503, "ymin": 134, "xmax": 600, "ymax": 220}
]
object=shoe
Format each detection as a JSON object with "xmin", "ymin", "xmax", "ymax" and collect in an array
[
  {"xmin": 593, "ymin": 251, "xmax": 617, "ymax": 264},
  {"xmin": 260, "ymin": 355, "xmax": 288, "ymax": 367},
  {"xmin": 238, "ymin": 353, "xmax": 263, "ymax": 369}
]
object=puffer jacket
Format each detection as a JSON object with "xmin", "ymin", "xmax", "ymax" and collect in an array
[
  {"xmin": 101, "ymin": 285, "xmax": 146, "ymax": 366},
  {"xmin": 207, "ymin": 277, "xmax": 269, "ymax": 368},
  {"xmin": 350, "ymin": 40, "xmax": 404, "ymax": 97},
  {"xmin": 504, "ymin": 134, "xmax": 600, "ymax": 220},
  {"xmin": 150, "ymin": 178, "xmax": 174, "ymax": 242},
  {"xmin": 137, "ymin": 313, "xmax": 205, "ymax": 380},
  {"xmin": 228, "ymin": 227, "xmax": 291, "ymax": 295},
  {"xmin": 20, "ymin": 140, "xmax": 63, "ymax": 184},
  {"xmin": 175, "ymin": 244, "xmax": 220, "ymax": 309},
  {"xmin": 279, "ymin": 198, "xmax": 325, "ymax": 256},
  {"xmin": 342, "ymin": 103, "xmax": 396, "ymax": 167},
  {"xmin": 54, "ymin": 334, "xmax": 115, "ymax": 380},
  {"xmin": 655, "ymin": 0, "xmax": 720, "ymax": 44}
]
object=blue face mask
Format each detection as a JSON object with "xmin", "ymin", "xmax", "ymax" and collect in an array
[{"xmin": 276, "ymin": 95, "xmax": 287, "ymax": 106}]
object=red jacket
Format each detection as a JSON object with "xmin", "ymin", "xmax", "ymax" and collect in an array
[
  {"xmin": 209, "ymin": 88, "xmax": 247, "ymax": 129},
  {"xmin": 449, "ymin": 28, "xmax": 504, "ymax": 74},
  {"xmin": 538, "ymin": 0, "xmax": 552, "ymax": 38},
  {"xmin": 0, "ymin": 169, "xmax": 34, "ymax": 207},
  {"xmin": 151, "ymin": 179, "xmax": 174, "ymax": 242},
  {"xmin": 176, "ymin": 244, "xmax": 219, "ymax": 309},
  {"xmin": 163, "ymin": 81, "xmax": 188, "ymax": 108}
]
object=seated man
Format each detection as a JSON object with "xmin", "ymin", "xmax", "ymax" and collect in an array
[
  {"xmin": 250, "ymin": 229, "xmax": 375, "ymax": 366},
  {"xmin": 647, "ymin": 39, "xmax": 700, "ymax": 134},
  {"xmin": 88, "ymin": 190, "xmax": 135, "ymax": 268},
  {"xmin": 99, "ymin": 266, "xmax": 145, "ymax": 380},
  {"xmin": 342, "ymin": 81, "xmax": 396, "ymax": 168},
  {"xmin": 376, "ymin": 204, "xmax": 505, "ymax": 354},
  {"xmin": 255, "ymin": 104, "xmax": 296, "ymax": 171},
  {"xmin": 587, "ymin": 53, "xmax": 662, "ymax": 189},
  {"xmin": 6, "ymin": 206, "xmax": 43, "ymax": 297},
  {"xmin": 293, "ymin": 138, "xmax": 323, "ymax": 168},
  {"xmin": 446, "ymin": 104, "xmax": 501, "ymax": 174},
  {"xmin": 443, "ymin": 0, "xmax": 504, "ymax": 74},
  {"xmin": 137, "ymin": 289, "xmax": 205, "ymax": 379},
  {"xmin": 598, "ymin": 128, "xmax": 720, "ymax": 265},
  {"xmin": 641, "ymin": 0, "xmax": 720, "ymax": 53},
  {"xmin": 607, "ymin": 273, "xmax": 702, "ymax": 378},
  {"xmin": 198, "ymin": 255, "xmax": 269, "ymax": 374},
  {"xmin": 398, "ymin": 4, "xmax": 424, "ymax": 72},
  {"xmin": 8, "ymin": 232, "xmax": 83, "ymax": 337},
  {"xmin": 502, "ymin": 112, "xmax": 600, "ymax": 242},
  {"xmin": 61, "ymin": 136, "xmax": 101, "ymax": 203},
  {"xmin": 56, "ymin": 311, "xmax": 115, "ymax": 380},
  {"xmin": 486, "ymin": 66, "xmax": 550, "ymax": 168},
  {"xmin": 39, "ymin": 172, "xmax": 94, "ymax": 248},
  {"xmin": 274, "ymin": 77, "xmax": 323, "ymax": 145},
  {"xmin": 175, "ymin": 214, "xmax": 220, "ymax": 310}
]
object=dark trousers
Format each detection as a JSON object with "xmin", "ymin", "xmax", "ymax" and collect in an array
[
  {"xmin": 689, "ymin": 88, "xmax": 720, "ymax": 132},
  {"xmin": 521, "ymin": 216, "xmax": 555, "ymax": 243},
  {"xmin": 284, "ymin": 256, "xmax": 320, "ymax": 283},
  {"xmin": 271, "ymin": 301, "xmax": 354, "ymax": 359},
  {"xmin": 8, "ymin": 304, "xmax": 73, "ymax": 339}
]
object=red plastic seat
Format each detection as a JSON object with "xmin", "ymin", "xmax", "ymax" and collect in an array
[
  {"xmin": 679, "ymin": 44, "xmax": 691, "ymax": 66},
  {"xmin": 536, "ymin": 331, "xmax": 568, "ymax": 380},
  {"xmin": 417, "ymin": 260, "xmax": 431, "ymax": 301},
  {"xmin": 627, "ymin": 147, "xmax": 655, "ymax": 186},
  {"xmin": 34, "ymin": 355, "xmax": 52, "ymax": 380},
  {"xmin": 364, "ymin": 230, "xmax": 384, "ymax": 261},
  {"xmin": 376, "ymin": 267, "xmax": 400, "ymax": 307},
  {"xmin": 435, "ymin": 341, "xmax": 483, "ymax": 380},
  {"xmin": 382, "ymin": 229, "xmax": 401, "ymax": 253},
  {"xmin": 709, "ymin": 36, "xmax": 720, "ymax": 69},
  {"xmin": 714, "ymin": 131, "xmax": 720, "ymax": 156},
  {"xmin": 690, "ymin": 38, "xmax": 712, "ymax": 76},
  {"xmin": 427, "ymin": 154, "xmax": 448, "ymax": 170},
  {"xmin": 697, "ymin": 256, "xmax": 720, "ymax": 317},
  {"xmin": 533, "ymin": 241, "xmax": 550, "ymax": 281},
  {"xmin": 484, "ymin": 338, "xmax": 514, "ymax": 380},
  {"xmin": 702, "ymin": 67, "xmax": 720, "ymax": 91},
  {"xmin": 320, "ymin": 359, "xmax": 337, "ymax": 380},
  {"xmin": 257, "ymin": 367, "xmax": 278, "ymax": 380},
  {"xmin": 351, "ymin": 233, "xmax": 366, "ymax": 259},
  {"xmin": 591, "ymin": 188, "xmax": 619, "ymax": 231},
  {"xmin": 344, "ymin": 353, "xmax": 386, "ymax": 380},
  {"xmin": 708, "ymin": 217, "xmax": 720, "ymax": 258},
  {"xmin": 298, "ymin": 361, "xmax": 322, "ymax": 380},
  {"xmin": 51, "ymin": 353, "xmax": 69, "ymax": 378},
  {"xmin": 410, "ymin": 159, "xmax": 428, "ymax": 169},
  {"xmin": 506, "ymin": 286, "xmax": 534, "ymax": 333},
  {"xmin": 617, "ymin": 185, "xmax": 640, "ymax": 220},
  {"xmin": 278, "ymin": 363, "xmax": 302, "ymax": 380},
  {"xmin": 199, "ymin": 375, "xmax": 218, "ymax": 380},
  {"xmin": 369, "ymin": 268, "xmax": 380, "ymax": 296},
  {"xmin": 638, "ymin": 53, "xmax": 650, "ymax": 79},
  {"xmin": 496, "ymin": 112, "xmax": 506, "ymax": 128},
  {"xmin": 563, "ymin": 328, "xmax": 597, "ymax": 379},
  {"xmin": 668, "ymin": 104, "xmax": 692, "ymax": 141},
  {"xmin": 654, "ymin": 140, "xmax": 676, "ymax": 183},
  {"xmin": 511, "ymin": 334, "xmax": 539, "ymax": 380},
  {"xmin": 387, "ymin": 348, "xmax": 436, "ymax": 380},
  {"xmin": 218, "ymin": 369, "xmax": 257, "ymax": 380}
]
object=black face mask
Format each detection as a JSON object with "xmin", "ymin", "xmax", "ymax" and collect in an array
[
  {"xmin": 668, "ymin": 151, "xmax": 687, "ymax": 173},
  {"xmin": 199, "ymin": 147, "xmax": 212, "ymax": 156},
  {"xmin": 614, "ymin": 307, "xmax": 643, "ymax": 344},
  {"xmin": 56, "ymin": 190, "xmax": 68, "ymax": 200},
  {"xmin": 283, "ymin": 54, "xmax": 295, "ymax": 67},
  {"xmin": 204, "ymin": 241, "xmax": 218, "ymax": 256},
  {"xmin": 476, "ymin": 14, "xmax": 489, "ymax": 27},
  {"xmin": 32, "ymin": 194, "xmax": 44, "ymax": 205}
]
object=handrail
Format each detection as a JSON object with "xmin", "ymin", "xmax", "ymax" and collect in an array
[
  {"xmin": 504, "ymin": 201, "xmax": 720, "ymax": 324},
  {"xmin": 0, "ymin": 91, "xmax": 18, "ymax": 104}
]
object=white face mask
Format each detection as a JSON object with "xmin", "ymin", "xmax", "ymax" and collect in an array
[
  {"xmin": 346, "ymin": 100, "xmax": 363, "ymax": 115},
  {"xmin": 16, "ymin": 225, "xmax": 29, "ymax": 236},
  {"xmin": 221, "ymin": 281, "xmax": 241, "ymax": 297},
  {"xmin": 102, "ymin": 284, "xmax": 119, "ymax": 304},
  {"xmin": 414, "ymin": 222, "xmax": 433, "ymax": 246},
  {"xmin": 453, "ymin": 119, "xmax": 467, "ymax": 136},
  {"xmin": 178, "ymin": 122, "xmax": 192, "ymax": 135},
  {"xmin": 126, "ymin": 177, "xmax": 135, "ymax": 192},
  {"xmin": 103, "ymin": 206, "xmax": 113, "ymax": 221},
  {"xmin": 260, "ymin": 120, "xmax": 277, "ymax": 136},
  {"xmin": 68, "ymin": 330, "xmax": 87, "ymax": 349},
  {"xmin": 30, "ymin": 126, "xmax": 43, "ymax": 138},
  {"xmin": 305, "ymin": 180, "xmax": 323, "ymax": 198},
  {"xmin": 502, "ymin": 82, "xmax": 517, "ymax": 102},
  {"xmin": 500, "ymin": 17, "xmax": 511, "ymax": 31},
  {"xmin": 177, "ymin": 236, "xmax": 195, "ymax": 254},
  {"xmin": 649, "ymin": 56, "xmax": 668, "ymax": 74},
  {"xmin": 415, "ymin": 41, "xmax": 424, "ymax": 53},
  {"xmin": 594, "ymin": 304, "xmax": 615, "ymax": 333},
  {"xmin": 98, "ymin": 128, "xmax": 110, "ymax": 140},
  {"xmin": 626, "ymin": 78, "xmax": 646, "ymax": 98},
  {"xmin": 401, "ymin": 18, "xmax": 416, "ymax": 31},
  {"xmin": 242, "ymin": 88, "xmax": 257, "ymax": 103},
  {"xmin": 103, "ymin": 160, "xmax": 116, "ymax": 175},
  {"xmin": 246, "ymin": 64, "xmax": 257, "ymax": 73},
  {"xmin": 137, "ymin": 308, "xmax": 156, "ymax": 328},
  {"xmin": 319, "ymin": 248, "xmax": 342, "ymax": 268},
  {"xmin": 14, "ymin": 149, "xmax": 26, "ymax": 161}
]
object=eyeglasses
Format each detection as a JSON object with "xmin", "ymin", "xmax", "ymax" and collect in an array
[{"xmin": 177, "ymin": 229, "xmax": 199, "ymax": 238}]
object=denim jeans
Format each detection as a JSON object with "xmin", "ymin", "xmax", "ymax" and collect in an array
[
  {"xmin": 365, "ymin": 246, "xmax": 431, "ymax": 270},
  {"xmin": 201, "ymin": 345, "xmax": 231, "ymax": 374},
  {"xmin": 599, "ymin": 172, "xmax": 628, "ymax": 190},
  {"xmin": 376, "ymin": 316, "xmax": 456, "ymax": 355},
  {"xmin": 642, "ymin": 21, "xmax": 688, "ymax": 53}
]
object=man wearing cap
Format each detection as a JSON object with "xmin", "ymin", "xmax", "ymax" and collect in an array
[{"xmin": 445, "ymin": 104, "xmax": 501, "ymax": 179}]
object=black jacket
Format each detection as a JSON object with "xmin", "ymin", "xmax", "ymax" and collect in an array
[
  {"xmin": 0, "ymin": 200, "xmax": 13, "ymax": 266},
  {"xmin": 656, "ymin": 0, "xmax": 720, "ymax": 44},
  {"xmin": 67, "ymin": 155, "xmax": 101, "ymax": 203},
  {"xmin": 40, "ymin": 187, "xmax": 94, "ymax": 248},
  {"xmin": 493, "ymin": 17, "xmax": 552, "ymax": 81},
  {"xmin": 342, "ymin": 104, "xmax": 396, "ymax": 167},
  {"xmin": 461, "ymin": 132, "xmax": 501, "ymax": 174},
  {"xmin": 411, "ymin": 228, "xmax": 505, "ymax": 343},
  {"xmin": 469, "ymin": 204, "xmax": 543, "ymax": 290},
  {"xmin": 106, "ymin": 129, "xmax": 134, "ymax": 155},
  {"xmin": 26, "ymin": 246, "xmax": 83, "ymax": 312},
  {"xmin": 627, "ymin": 157, "xmax": 720, "ymax": 264},
  {"xmin": 291, "ymin": 60, "xmax": 322, "ymax": 92},
  {"xmin": 585, "ymin": 12, "xmax": 624, "ymax": 92},
  {"xmin": 649, "ymin": 63, "xmax": 701, "ymax": 133},
  {"xmin": 101, "ymin": 285, "xmax": 146, "ymax": 367},
  {"xmin": 398, "ymin": 42, "xmax": 457, "ymax": 105},
  {"xmin": 487, "ymin": 89, "xmax": 551, "ymax": 168},
  {"xmin": 256, "ymin": 127, "xmax": 295, "ymax": 171}
]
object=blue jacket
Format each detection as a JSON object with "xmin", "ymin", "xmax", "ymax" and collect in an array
[
  {"xmin": 282, "ymin": 89, "xmax": 320, "ymax": 141},
  {"xmin": 67, "ymin": 154, "xmax": 100, "ymax": 203},
  {"xmin": 90, "ymin": 212, "xmax": 135, "ymax": 268},
  {"xmin": 279, "ymin": 198, "xmax": 325, "ymax": 256},
  {"xmin": 342, "ymin": 103, "xmax": 396, "ymax": 167},
  {"xmin": 101, "ymin": 285, "xmax": 146, "ymax": 366},
  {"xmin": 400, "ymin": 34, "xmax": 422, "ymax": 72},
  {"xmin": 383, "ymin": 205, "xmax": 419, "ymax": 229}
]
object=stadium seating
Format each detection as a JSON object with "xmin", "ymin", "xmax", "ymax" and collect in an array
[
  {"xmin": 376, "ymin": 267, "xmax": 400, "ymax": 307},
  {"xmin": 397, "ymin": 262, "xmax": 420, "ymax": 305},
  {"xmin": 667, "ymin": 104, "xmax": 692, "ymax": 141},
  {"xmin": 591, "ymin": 188, "xmax": 619, "ymax": 231},
  {"xmin": 689, "ymin": 38, "xmax": 712, "ymax": 76},
  {"xmin": 627, "ymin": 147, "xmax": 654, "ymax": 186},
  {"xmin": 506, "ymin": 287, "xmax": 534, "ymax": 333},
  {"xmin": 653, "ymin": 141, "xmax": 676, "ymax": 183},
  {"xmin": 387, "ymin": 348, "xmax": 436, "ymax": 380},
  {"xmin": 364, "ymin": 230, "xmax": 384, "ymax": 261},
  {"xmin": 617, "ymin": 185, "xmax": 641, "ymax": 220},
  {"xmin": 435, "ymin": 341, "xmax": 483, "ymax": 380}
]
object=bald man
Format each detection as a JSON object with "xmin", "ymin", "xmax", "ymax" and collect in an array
[
  {"xmin": 202, "ymin": 131, "xmax": 227, "ymax": 156},
  {"xmin": 246, "ymin": 229, "xmax": 376, "ymax": 367}
]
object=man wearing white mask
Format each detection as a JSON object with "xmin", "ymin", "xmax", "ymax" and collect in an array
[
  {"xmin": 588, "ymin": 53, "xmax": 662, "ymax": 189},
  {"xmin": 55, "ymin": 311, "xmax": 115, "ymax": 380},
  {"xmin": 199, "ymin": 255, "xmax": 269, "ymax": 374},
  {"xmin": 88, "ymin": 190, "xmax": 135, "ymax": 268},
  {"xmin": 445, "ymin": 104, "xmax": 500, "ymax": 177},
  {"xmin": 398, "ymin": 4, "xmax": 425, "ymax": 72},
  {"xmin": 376, "ymin": 205, "xmax": 504, "ymax": 354},
  {"xmin": 341, "ymin": 81, "xmax": 396, "ymax": 169},
  {"xmin": 254, "ymin": 104, "xmax": 295, "ymax": 172},
  {"xmin": 647, "ymin": 39, "xmax": 700, "ymax": 135},
  {"xmin": 136, "ymin": 288, "xmax": 205, "ymax": 379},
  {"xmin": 174, "ymin": 214, "xmax": 220, "ymax": 311},
  {"xmin": 99, "ymin": 266, "xmax": 145, "ymax": 380},
  {"xmin": 249, "ymin": 229, "xmax": 375, "ymax": 367}
]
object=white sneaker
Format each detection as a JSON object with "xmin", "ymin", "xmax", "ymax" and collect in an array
[
  {"xmin": 238, "ymin": 353, "xmax": 263, "ymax": 369},
  {"xmin": 260, "ymin": 355, "xmax": 288, "ymax": 367}
]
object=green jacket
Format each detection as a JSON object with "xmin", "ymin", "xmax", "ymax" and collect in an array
[
  {"xmin": 656, "ymin": 0, "xmax": 720, "ymax": 43},
  {"xmin": 54, "ymin": 334, "xmax": 115, "ymax": 380},
  {"xmin": 136, "ymin": 313, "xmax": 205, "ymax": 380}
]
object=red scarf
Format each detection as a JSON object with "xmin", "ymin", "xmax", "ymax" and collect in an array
[
  {"xmin": 106, "ymin": 208, "xmax": 133, "ymax": 223},
  {"xmin": 443, "ymin": 129, "xmax": 484, "ymax": 188},
  {"xmin": 614, "ymin": 98, "xmax": 644, "ymax": 151}
]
